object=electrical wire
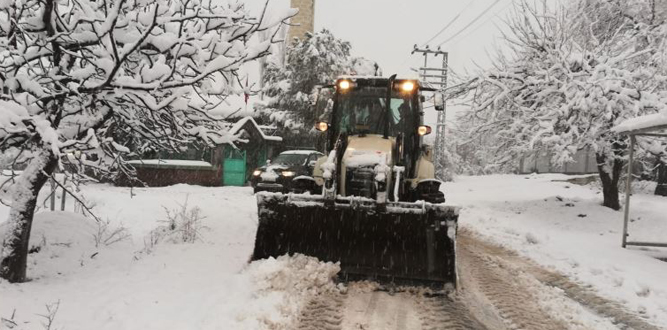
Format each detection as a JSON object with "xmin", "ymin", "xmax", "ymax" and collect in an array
[
  {"xmin": 445, "ymin": 0, "xmax": 515, "ymax": 48},
  {"xmin": 419, "ymin": 0, "xmax": 477, "ymax": 48},
  {"xmin": 436, "ymin": 0, "xmax": 502, "ymax": 47}
]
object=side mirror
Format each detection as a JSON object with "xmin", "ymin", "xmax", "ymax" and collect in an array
[
  {"xmin": 266, "ymin": 159, "xmax": 271, "ymax": 165},
  {"xmin": 434, "ymin": 93, "xmax": 445, "ymax": 111},
  {"xmin": 308, "ymin": 160, "xmax": 317, "ymax": 167}
]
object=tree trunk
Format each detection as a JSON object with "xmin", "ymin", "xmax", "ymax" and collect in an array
[
  {"xmin": 0, "ymin": 148, "xmax": 58, "ymax": 283},
  {"xmin": 596, "ymin": 152, "xmax": 623, "ymax": 210},
  {"xmin": 656, "ymin": 157, "xmax": 667, "ymax": 197}
]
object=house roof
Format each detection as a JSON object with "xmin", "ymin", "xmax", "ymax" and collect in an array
[
  {"xmin": 613, "ymin": 112, "xmax": 667, "ymax": 135},
  {"xmin": 228, "ymin": 116, "xmax": 283, "ymax": 142}
]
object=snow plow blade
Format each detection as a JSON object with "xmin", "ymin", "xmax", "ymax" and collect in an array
[{"xmin": 252, "ymin": 192, "xmax": 459, "ymax": 289}]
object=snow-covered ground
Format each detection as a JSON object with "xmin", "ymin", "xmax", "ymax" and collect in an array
[
  {"xmin": 0, "ymin": 185, "xmax": 339, "ymax": 330},
  {"xmin": 1, "ymin": 174, "xmax": 666, "ymax": 329},
  {"xmin": 445, "ymin": 174, "xmax": 667, "ymax": 328}
]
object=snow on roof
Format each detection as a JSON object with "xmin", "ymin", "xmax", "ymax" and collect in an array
[
  {"xmin": 228, "ymin": 116, "xmax": 283, "ymax": 142},
  {"xmin": 613, "ymin": 112, "xmax": 667, "ymax": 134},
  {"xmin": 280, "ymin": 150, "xmax": 322, "ymax": 155},
  {"xmin": 127, "ymin": 159, "xmax": 213, "ymax": 167}
]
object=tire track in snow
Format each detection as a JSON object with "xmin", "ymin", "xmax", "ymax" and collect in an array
[
  {"xmin": 296, "ymin": 284, "xmax": 487, "ymax": 330},
  {"xmin": 459, "ymin": 234, "xmax": 571, "ymax": 330},
  {"xmin": 459, "ymin": 230, "xmax": 663, "ymax": 330},
  {"xmin": 416, "ymin": 293, "xmax": 489, "ymax": 330},
  {"xmin": 296, "ymin": 291, "xmax": 345, "ymax": 330}
]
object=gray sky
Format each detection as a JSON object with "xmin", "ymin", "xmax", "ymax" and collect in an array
[
  {"xmin": 241, "ymin": 0, "xmax": 560, "ymax": 124},
  {"xmin": 244, "ymin": 0, "xmax": 522, "ymax": 76},
  {"xmin": 314, "ymin": 0, "xmax": 518, "ymax": 78}
]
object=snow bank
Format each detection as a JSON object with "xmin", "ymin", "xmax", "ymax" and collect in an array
[
  {"xmin": 445, "ymin": 174, "xmax": 667, "ymax": 328},
  {"xmin": 0, "ymin": 185, "xmax": 343, "ymax": 330}
]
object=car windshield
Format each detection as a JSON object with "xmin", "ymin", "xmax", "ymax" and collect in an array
[
  {"xmin": 271, "ymin": 153, "xmax": 309, "ymax": 166},
  {"xmin": 336, "ymin": 87, "xmax": 413, "ymax": 136}
]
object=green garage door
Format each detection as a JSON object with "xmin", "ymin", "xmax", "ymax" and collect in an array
[{"xmin": 223, "ymin": 147, "xmax": 247, "ymax": 186}]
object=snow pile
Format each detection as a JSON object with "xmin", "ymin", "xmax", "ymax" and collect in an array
[
  {"xmin": 248, "ymin": 254, "xmax": 340, "ymax": 294},
  {"xmin": 241, "ymin": 254, "xmax": 342, "ymax": 329}
]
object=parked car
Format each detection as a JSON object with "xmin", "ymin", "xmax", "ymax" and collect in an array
[{"xmin": 250, "ymin": 150, "xmax": 324, "ymax": 194}]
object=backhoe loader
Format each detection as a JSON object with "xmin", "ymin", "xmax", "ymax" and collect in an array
[{"xmin": 252, "ymin": 76, "xmax": 459, "ymax": 289}]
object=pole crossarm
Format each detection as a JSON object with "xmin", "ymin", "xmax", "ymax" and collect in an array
[{"xmin": 412, "ymin": 46, "xmax": 449, "ymax": 181}]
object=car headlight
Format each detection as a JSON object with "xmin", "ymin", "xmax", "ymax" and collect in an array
[
  {"xmin": 253, "ymin": 170, "xmax": 262, "ymax": 176},
  {"xmin": 281, "ymin": 171, "xmax": 295, "ymax": 177}
]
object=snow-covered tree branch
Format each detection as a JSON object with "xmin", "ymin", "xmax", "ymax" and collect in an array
[
  {"xmin": 0, "ymin": 0, "xmax": 296, "ymax": 282},
  {"xmin": 257, "ymin": 29, "xmax": 380, "ymax": 145},
  {"xmin": 446, "ymin": 0, "xmax": 667, "ymax": 209}
]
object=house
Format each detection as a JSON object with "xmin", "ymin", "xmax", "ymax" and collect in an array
[{"xmin": 125, "ymin": 117, "xmax": 282, "ymax": 187}]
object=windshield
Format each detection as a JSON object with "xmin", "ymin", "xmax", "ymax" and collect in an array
[
  {"xmin": 271, "ymin": 153, "xmax": 308, "ymax": 166},
  {"xmin": 336, "ymin": 87, "xmax": 414, "ymax": 136}
]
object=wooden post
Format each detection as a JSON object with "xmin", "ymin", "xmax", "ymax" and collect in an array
[
  {"xmin": 622, "ymin": 135, "xmax": 635, "ymax": 248},
  {"xmin": 60, "ymin": 176, "xmax": 67, "ymax": 211},
  {"xmin": 50, "ymin": 177, "xmax": 56, "ymax": 211}
]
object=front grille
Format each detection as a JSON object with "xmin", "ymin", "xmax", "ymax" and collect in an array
[{"xmin": 346, "ymin": 167, "xmax": 375, "ymax": 198}]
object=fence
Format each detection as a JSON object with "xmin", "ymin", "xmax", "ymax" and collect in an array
[{"xmin": 44, "ymin": 175, "xmax": 97, "ymax": 221}]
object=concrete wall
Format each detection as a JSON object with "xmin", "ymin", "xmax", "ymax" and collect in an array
[
  {"xmin": 519, "ymin": 147, "xmax": 598, "ymax": 174},
  {"xmin": 288, "ymin": 0, "xmax": 315, "ymax": 42}
]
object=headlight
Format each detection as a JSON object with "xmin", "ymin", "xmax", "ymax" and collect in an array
[
  {"xmin": 281, "ymin": 171, "xmax": 295, "ymax": 177},
  {"xmin": 253, "ymin": 170, "xmax": 262, "ymax": 176},
  {"xmin": 401, "ymin": 81, "xmax": 415, "ymax": 92},
  {"xmin": 338, "ymin": 80, "xmax": 351, "ymax": 90}
]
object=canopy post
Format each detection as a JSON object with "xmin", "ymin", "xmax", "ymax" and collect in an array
[{"xmin": 622, "ymin": 135, "xmax": 635, "ymax": 248}]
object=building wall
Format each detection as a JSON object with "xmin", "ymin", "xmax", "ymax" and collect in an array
[
  {"xmin": 288, "ymin": 0, "xmax": 315, "ymax": 42},
  {"xmin": 519, "ymin": 147, "xmax": 598, "ymax": 174}
]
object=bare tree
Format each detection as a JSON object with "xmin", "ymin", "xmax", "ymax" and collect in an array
[{"xmin": 0, "ymin": 0, "xmax": 295, "ymax": 282}]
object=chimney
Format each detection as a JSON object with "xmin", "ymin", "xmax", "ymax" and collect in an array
[{"xmin": 288, "ymin": 0, "xmax": 315, "ymax": 43}]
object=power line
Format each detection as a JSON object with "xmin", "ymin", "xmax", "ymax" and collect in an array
[
  {"xmin": 419, "ymin": 0, "xmax": 477, "ymax": 48},
  {"xmin": 446, "ymin": 0, "xmax": 515, "ymax": 48},
  {"xmin": 437, "ymin": 0, "xmax": 502, "ymax": 47}
]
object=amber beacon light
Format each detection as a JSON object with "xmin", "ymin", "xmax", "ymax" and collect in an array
[{"xmin": 418, "ymin": 125, "xmax": 432, "ymax": 136}]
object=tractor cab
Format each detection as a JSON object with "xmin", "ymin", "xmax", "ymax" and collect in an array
[{"xmin": 313, "ymin": 77, "xmax": 434, "ymax": 199}]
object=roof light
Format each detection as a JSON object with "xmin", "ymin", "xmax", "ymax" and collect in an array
[
  {"xmin": 338, "ymin": 80, "xmax": 351, "ymax": 90},
  {"xmin": 418, "ymin": 125, "xmax": 432, "ymax": 136},
  {"xmin": 401, "ymin": 81, "xmax": 416, "ymax": 92}
]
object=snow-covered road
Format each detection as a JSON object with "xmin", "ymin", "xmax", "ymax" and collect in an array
[
  {"xmin": 293, "ymin": 229, "xmax": 662, "ymax": 330},
  {"xmin": 1, "ymin": 175, "xmax": 665, "ymax": 329}
]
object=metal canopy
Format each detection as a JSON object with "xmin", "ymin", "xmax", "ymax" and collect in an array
[{"xmin": 620, "ymin": 124, "xmax": 667, "ymax": 249}]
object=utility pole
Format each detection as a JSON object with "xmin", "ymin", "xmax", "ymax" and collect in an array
[{"xmin": 411, "ymin": 45, "xmax": 449, "ymax": 181}]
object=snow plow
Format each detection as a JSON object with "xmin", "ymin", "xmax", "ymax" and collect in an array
[{"xmin": 252, "ymin": 76, "xmax": 459, "ymax": 289}]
